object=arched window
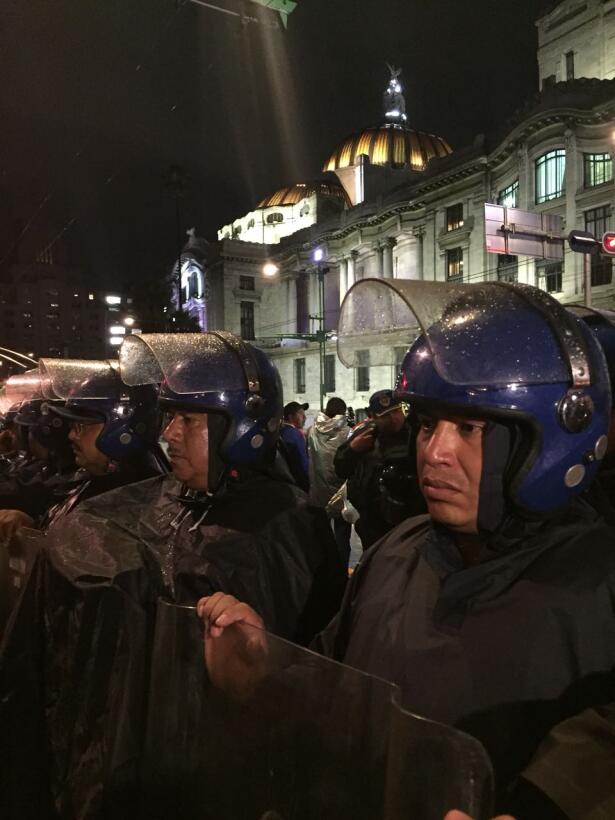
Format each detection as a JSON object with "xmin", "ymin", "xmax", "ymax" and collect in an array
[{"xmin": 266, "ymin": 212, "xmax": 284, "ymax": 224}]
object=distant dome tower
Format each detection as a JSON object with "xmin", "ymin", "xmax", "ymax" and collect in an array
[
  {"xmin": 323, "ymin": 64, "xmax": 453, "ymax": 205},
  {"xmin": 383, "ymin": 63, "xmax": 407, "ymax": 124}
]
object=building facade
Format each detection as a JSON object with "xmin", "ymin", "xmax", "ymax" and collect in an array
[{"xmin": 202, "ymin": 2, "xmax": 615, "ymax": 416}]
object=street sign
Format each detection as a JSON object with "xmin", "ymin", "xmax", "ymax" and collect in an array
[{"xmin": 484, "ymin": 204, "xmax": 563, "ymax": 260}]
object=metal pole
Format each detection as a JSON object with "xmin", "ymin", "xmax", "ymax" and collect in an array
[
  {"xmin": 318, "ymin": 264, "xmax": 325, "ymax": 411},
  {"xmin": 584, "ymin": 253, "xmax": 592, "ymax": 308},
  {"xmin": 176, "ymin": 197, "xmax": 183, "ymax": 312}
]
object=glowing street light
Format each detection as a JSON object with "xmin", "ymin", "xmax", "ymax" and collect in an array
[
  {"xmin": 312, "ymin": 247, "xmax": 324, "ymax": 263},
  {"xmin": 262, "ymin": 261, "xmax": 279, "ymax": 277}
]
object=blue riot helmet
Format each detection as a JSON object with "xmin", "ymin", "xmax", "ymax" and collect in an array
[
  {"xmin": 567, "ymin": 305, "xmax": 615, "ymax": 406},
  {"xmin": 40, "ymin": 359, "xmax": 161, "ymax": 462},
  {"xmin": 119, "ymin": 331, "xmax": 283, "ymax": 470},
  {"xmin": 337, "ymin": 279, "xmax": 611, "ymax": 516},
  {"xmin": 14, "ymin": 398, "xmax": 72, "ymax": 455}
]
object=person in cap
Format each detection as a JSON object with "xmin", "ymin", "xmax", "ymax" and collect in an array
[
  {"xmin": 198, "ymin": 283, "xmax": 615, "ymax": 816},
  {"xmin": 334, "ymin": 389, "xmax": 425, "ymax": 549},
  {"xmin": 279, "ymin": 401, "xmax": 310, "ymax": 491},
  {"xmin": 0, "ymin": 332, "xmax": 344, "ymax": 820}
]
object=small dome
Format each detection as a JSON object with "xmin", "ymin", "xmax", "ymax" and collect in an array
[
  {"xmin": 258, "ymin": 179, "xmax": 351, "ymax": 208},
  {"xmin": 323, "ymin": 124, "xmax": 452, "ymax": 172}
]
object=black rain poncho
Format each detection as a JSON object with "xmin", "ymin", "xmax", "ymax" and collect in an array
[
  {"xmin": 314, "ymin": 497, "xmax": 615, "ymax": 812},
  {"xmin": 0, "ymin": 471, "xmax": 345, "ymax": 820}
]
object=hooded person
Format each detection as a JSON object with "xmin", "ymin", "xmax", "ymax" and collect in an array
[
  {"xmin": 0, "ymin": 331, "xmax": 344, "ymax": 820},
  {"xmin": 198, "ymin": 282, "xmax": 615, "ymax": 817}
]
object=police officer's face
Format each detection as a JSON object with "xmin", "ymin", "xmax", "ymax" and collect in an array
[
  {"xmin": 68, "ymin": 421, "xmax": 108, "ymax": 475},
  {"xmin": 163, "ymin": 410, "xmax": 209, "ymax": 490},
  {"xmin": 415, "ymin": 414, "xmax": 485, "ymax": 534}
]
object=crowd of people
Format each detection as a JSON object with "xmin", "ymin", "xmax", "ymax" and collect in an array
[{"xmin": 0, "ymin": 284, "xmax": 614, "ymax": 820}]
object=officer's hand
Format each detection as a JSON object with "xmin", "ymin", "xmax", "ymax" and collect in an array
[
  {"xmin": 197, "ymin": 592, "xmax": 265, "ymax": 637},
  {"xmin": 0, "ymin": 509, "xmax": 34, "ymax": 540},
  {"xmin": 444, "ymin": 812, "xmax": 515, "ymax": 820},
  {"xmin": 197, "ymin": 593, "xmax": 268, "ymax": 699},
  {"xmin": 349, "ymin": 424, "xmax": 377, "ymax": 453}
]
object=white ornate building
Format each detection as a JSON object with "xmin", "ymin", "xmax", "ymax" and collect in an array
[{"xmin": 200, "ymin": 0, "xmax": 615, "ymax": 418}]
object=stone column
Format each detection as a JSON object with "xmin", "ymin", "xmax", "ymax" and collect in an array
[
  {"xmin": 412, "ymin": 226, "xmax": 426, "ymax": 279},
  {"xmin": 383, "ymin": 237, "xmax": 396, "ymax": 278},
  {"xmin": 347, "ymin": 251, "xmax": 357, "ymax": 288},
  {"xmin": 287, "ymin": 275, "xmax": 297, "ymax": 333},
  {"xmin": 339, "ymin": 258, "xmax": 348, "ymax": 304},
  {"xmin": 375, "ymin": 243, "xmax": 385, "ymax": 277}
]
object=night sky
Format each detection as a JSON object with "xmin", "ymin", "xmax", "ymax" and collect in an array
[{"xmin": 0, "ymin": 0, "xmax": 544, "ymax": 291}]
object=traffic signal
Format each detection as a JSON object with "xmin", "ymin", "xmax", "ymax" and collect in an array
[
  {"xmin": 568, "ymin": 230, "xmax": 599, "ymax": 254},
  {"xmin": 602, "ymin": 232, "xmax": 615, "ymax": 256}
]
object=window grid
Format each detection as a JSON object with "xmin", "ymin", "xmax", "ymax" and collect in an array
[
  {"xmin": 565, "ymin": 50, "xmax": 574, "ymax": 80},
  {"xmin": 324, "ymin": 354, "xmax": 336, "ymax": 393},
  {"xmin": 585, "ymin": 206, "xmax": 613, "ymax": 286},
  {"xmin": 355, "ymin": 350, "xmax": 370, "ymax": 392},
  {"xmin": 536, "ymin": 260, "xmax": 563, "ymax": 293},
  {"xmin": 240, "ymin": 301, "xmax": 255, "ymax": 340},
  {"xmin": 497, "ymin": 255, "xmax": 518, "ymax": 284},
  {"xmin": 584, "ymin": 154, "xmax": 613, "ymax": 188},
  {"xmin": 446, "ymin": 203, "xmax": 464, "ymax": 232},
  {"xmin": 535, "ymin": 150, "xmax": 566, "ymax": 203},
  {"xmin": 294, "ymin": 358, "xmax": 306, "ymax": 394},
  {"xmin": 446, "ymin": 247, "xmax": 463, "ymax": 282},
  {"xmin": 497, "ymin": 180, "xmax": 519, "ymax": 209},
  {"xmin": 239, "ymin": 276, "xmax": 255, "ymax": 291}
]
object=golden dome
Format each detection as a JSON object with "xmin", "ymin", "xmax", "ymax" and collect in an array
[
  {"xmin": 323, "ymin": 125, "xmax": 452, "ymax": 172},
  {"xmin": 258, "ymin": 179, "xmax": 351, "ymax": 208}
]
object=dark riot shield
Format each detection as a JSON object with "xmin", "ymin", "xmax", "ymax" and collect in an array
[{"xmin": 142, "ymin": 600, "xmax": 494, "ymax": 820}]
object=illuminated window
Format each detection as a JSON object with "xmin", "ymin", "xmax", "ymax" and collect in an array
[
  {"xmin": 294, "ymin": 358, "xmax": 306, "ymax": 394},
  {"xmin": 446, "ymin": 203, "xmax": 464, "ymax": 231},
  {"xmin": 497, "ymin": 180, "xmax": 519, "ymax": 208},
  {"xmin": 535, "ymin": 150, "xmax": 566, "ymax": 203},
  {"xmin": 585, "ymin": 206, "xmax": 612, "ymax": 286},
  {"xmin": 240, "ymin": 301, "xmax": 255, "ymax": 340},
  {"xmin": 324, "ymin": 354, "xmax": 336, "ymax": 393},
  {"xmin": 584, "ymin": 154, "xmax": 613, "ymax": 188},
  {"xmin": 446, "ymin": 248, "xmax": 463, "ymax": 282},
  {"xmin": 355, "ymin": 350, "xmax": 370, "ymax": 392},
  {"xmin": 88, "ymin": 293, "xmax": 95, "ymax": 300}
]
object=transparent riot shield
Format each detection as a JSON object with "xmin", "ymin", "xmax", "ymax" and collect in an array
[
  {"xmin": 337, "ymin": 278, "xmax": 591, "ymax": 389},
  {"xmin": 142, "ymin": 600, "xmax": 493, "ymax": 820},
  {"xmin": 4, "ymin": 369, "xmax": 43, "ymax": 406}
]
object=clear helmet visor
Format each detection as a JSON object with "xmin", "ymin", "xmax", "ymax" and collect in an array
[
  {"xmin": 4, "ymin": 369, "xmax": 43, "ymax": 405},
  {"xmin": 38, "ymin": 359, "xmax": 119, "ymax": 400},
  {"xmin": 120, "ymin": 333, "xmax": 247, "ymax": 394},
  {"xmin": 338, "ymin": 280, "xmax": 589, "ymax": 388}
]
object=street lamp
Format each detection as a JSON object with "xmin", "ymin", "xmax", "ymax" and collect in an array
[
  {"xmin": 262, "ymin": 261, "xmax": 279, "ymax": 277},
  {"xmin": 311, "ymin": 247, "xmax": 330, "ymax": 411}
]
